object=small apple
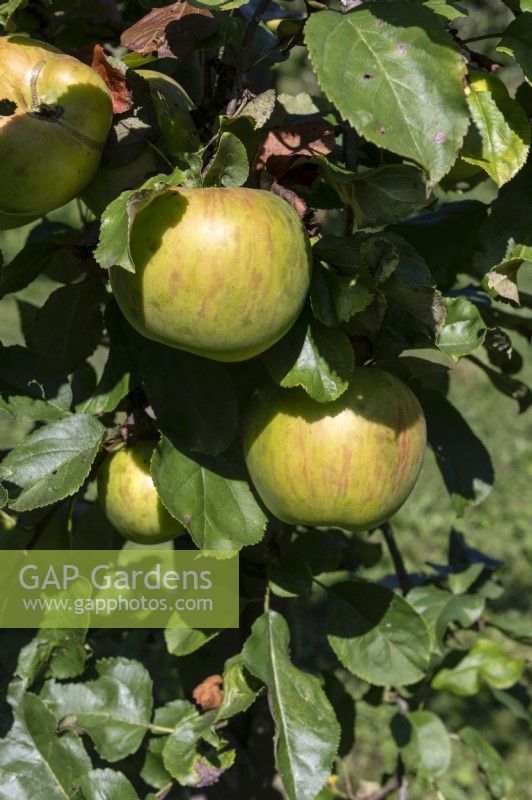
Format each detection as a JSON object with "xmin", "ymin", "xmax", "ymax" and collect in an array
[
  {"xmin": 82, "ymin": 69, "xmax": 198, "ymax": 216},
  {"xmin": 243, "ymin": 368, "xmax": 426, "ymax": 531},
  {"xmin": 0, "ymin": 36, "xmax": 113, "ymax": 229},
  {"xmin": 111, "ymin": 187, "xmax": 312, "ymax": 362},
  {"xmin": 97, "ymin": 440, "xmax": 184, "ymax": 544}
]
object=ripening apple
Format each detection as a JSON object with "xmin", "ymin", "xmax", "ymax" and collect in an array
[
  {"xmin": 97, "ymin": 440, "xmax": 184, "ymax": 544},
  {"xmin": 244, "ymin": 368, "xmax": 426, "ymax": 531},
  {"xmin": 0, "ymin": 35, "xmax": 113, "ymax": 229},
  {"xmin": 110, "ymin": 187, "xmax": 312, "ymax": 362},
  {"xmin": 82, "ymin": 69, "xmax": 198, "ymax": 216}
]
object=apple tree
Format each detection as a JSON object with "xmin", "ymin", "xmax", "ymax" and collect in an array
[{"xmin": 0, "ymin": 0, "xmax": 530, "ymax": 798}]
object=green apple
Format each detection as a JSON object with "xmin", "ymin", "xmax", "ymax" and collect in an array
[
  {"xmin": 244, "ymin": 368, "xmax": 426, "ymax": 531},
  {"xmin": 97, "ymin": 440, "xmax": 184, "ymax": 544},
  {"xmin": 82, "ymin": 69, "xmax": 198, "ymax": 216},
  {"xmin": 111, "ymin": 187, "xmax": 312, "ymax": 362},
  {"xmin": 0, "ymin": 35, "xmax": 113, "ymax": 229}
]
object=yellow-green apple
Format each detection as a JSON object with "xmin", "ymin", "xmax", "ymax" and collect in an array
[
  {"xmin": 110, "ymin": 187, "xmax": 312, "ymax": 361},
  {"xmin": 0, "ymin": 35, "xmax": 113, "ymax": 229},
  {"xmin": 82, "ymin": 69, "xmax": 198, "ymax": 216},
  {"xmin": 244, "ymin": 368, "xmax": 426, "ymax": 530},
  {"xmin": 97, "ymin": 440, "xmax": 184, "ymax": 544}
]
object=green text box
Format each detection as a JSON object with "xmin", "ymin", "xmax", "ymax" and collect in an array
[{"xmin": 0, "ymin": 549, "xmax": 239, "ymax": 628}]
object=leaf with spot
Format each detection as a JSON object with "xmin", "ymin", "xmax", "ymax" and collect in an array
[
  {"xmin": 151, "ymin": 436, "xmax": 267, "ymax": 551},
  {"xmin": 305, "ymin": 3, "xmax": 469, "ymax": 183},
  {"xmin": 263, "ymin": 314, "xmax": 354, "ymax": 402},
  {"xmin": 0, "ymin": 414, "xmax": 105, "ymax": 512},
  {"xmin": 41, "ymin": 657, "xmax": 153, "ymax": 762},
  {"xmin": 242, "ymin": 611, "xmax": 340, "ymax": 800}
]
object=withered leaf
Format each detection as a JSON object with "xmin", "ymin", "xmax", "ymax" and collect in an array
[
  {"xmin": 253, "ymin": 120, "xmax": 336, "ymax": 178},
  {"xmin": 91, "ymin": 44, "xmax": 132, "ymax": 115},
  {"xmin": 121, "ymin": 1, "xmax": 217, "ymax": 60}
]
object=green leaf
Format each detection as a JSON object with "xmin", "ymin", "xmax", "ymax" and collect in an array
[
  {"xmin": 0, "ymin": 692, "xmax": 92, "ymax": 799},
  {"xmin": 311, "ymin": 265, "xmax": 374, "ymax": 328},
  {"xmin": 420, "ymin": 390, "xmax": 494, "ymax": 513},
  {"xmin": 152, "ymin": 700, "xmax": 234, "ymax": 788},
  {"xmin": 151, "ymin": 436, "xmax": 267, "ymax": 551},
  {"xmin": 270, "ymin": 530, "xmax": 345, "ymax": 598},
  {"xmin": 305, "ymin": 4, "xmax": 469, "ymax": 183},
  {"xmin": 391, "ymin": 710, "xmax": 451, "ymax": 778},
  {"xmin": 0, "ymin": 345, "xmax": 72, "ymax": 422},
  {"xmin": 353, "ymin": 165, "xmax": 431, "ymax": 226},
  {"xmin": 14, "ymin": 629, "xmax": 89, "ymax": 690},
  {"xmin": 408, "ymin": 584, "xmax": 484, "ymax": 652},
  {"xmin": 77, "ymin": 301, "xmax": 139, "ymax": 415},
  {"xmin": 437, "ymin": 296, "xmax": 486, "ymax": 361},
  {"xmin": 394, "ymin": 200, "xmax": 488, "ymax": 288},
  {"xmin": 95, "ymin": 169, "xmax": 199, "ymax": 272},
  {"xmin": 188, "ymin": 0, "xmax": 247, "ymax": 8},
  {"xmin": 459, "ymin": 726, "xmax": 513, "ymax": 799},
  {"xmin": 216, "ymin": 656, "xmax": 259, "ymax": 721},
  {"xmin": 0, "ymin": 0, "xmax": 24, "ymax": 27},
  {"xmin": 41, "ymin": 657, "xmax": 153, "ymax": 762},
  {"xmin": 150, "ymin": 85, "xmax": 200, "ymax": 162},
  {"xmin": 242, "ymin": 611, "xmax": 340, "ymax": 800},
  {"xmin": 0, "ymin": 232, "xmax": 76, "ymax": 300},
  {"xmin": 499, "ymin": 13, "xmax": 532, "ymax": 85},
  {"xmin": 424, "ymin": 0, "xmax": 466, "ymax": 20},
  {"xmin": 384, "ymin": 278, "xmax": 445, "ymax": 336},
  {"xmin": 0, "ymin": 414, "xmax": 105, "ymax": 512},
  {"xmin": 485, "ymin": 611, "xmax": 532, "ymax": 644},
  {"xmin": 462, "ymin": 72, "xmax": 530, "ymax": 187},
  {"xmin": 326, "ymin": 581, "xmax": 430, "ymax": 686},
  {"xmin": 165, "ymin": 627, "xmax": 218, "ymax": 656},
  {"xmin": 448, "ymin": 562, "xmax": 484, "ymax": 594},
  {"xmin": 77, "ymin": 769, "xmax": 140, "ymax": 800},
  {"xmin": 138, "ymin": 341, "xmax": 239, "ymax": 457},
  {"xmin": 29, "ymin": 280, "xmax": 107, "ymax": 375},
  {"xmin": 203, "ymin": 132, "xmax": 249, "ymax": 188},
  {"xmin": 263, "ymin": 314, "xmax": 354, "ymax": 402},
  {"xmin": 474, "ymin": 164, "xmax": 532, "ymax": 272},
  {"xmin": 432, "ymin": 639, "xmax": 525, "ymax": 696},
  {"xmin": 0, "ymin": 484, "xmax": 6, "ymax": 508}
]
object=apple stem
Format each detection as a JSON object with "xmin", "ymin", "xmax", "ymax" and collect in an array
[{"xmin": 381, "ymin": 522, "xmax": 411, "ymax": 596}]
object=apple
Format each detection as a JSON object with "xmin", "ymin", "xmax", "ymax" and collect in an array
[
  {"xmin": 0, "ymin": 35, "xmax": 113, "ymax": 229},
  {"xmin": 111, "ymin": 187, "xmax": 312, "ymax": 361},
  {"xmin": 243, "ymin": 368, "xmax": 426, "ymax": 531},
  {"xmin": 97, "ymin": 440, "xmax": 184, "ymax": 544},
  {"xmin": 82, "ymin": 69, "xmax": 198, "ymax": 216}
]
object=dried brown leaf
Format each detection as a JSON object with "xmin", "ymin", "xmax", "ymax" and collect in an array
[
  {"xmin": 121, "ymin": 1, "xmax": 217, "ymax": 60},
  {"xmin": 253, "ymin": 120, "xmax": 336, "ymax": 178}
]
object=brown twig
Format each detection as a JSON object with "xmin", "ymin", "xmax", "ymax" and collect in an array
[
  {"xmin": 365, "ymin": 757, "xmax": 407, "ymax": 800},
  {"xmin": 381, "ymin": 522, "xmax": 411, "ymax": 596}
]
